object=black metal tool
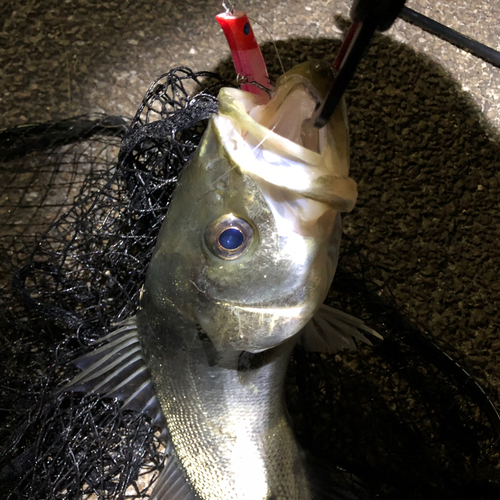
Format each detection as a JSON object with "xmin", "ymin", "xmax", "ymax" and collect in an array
[{"xmin": 313, "ymin": 0, "xmax": 406, "ymax": 128}]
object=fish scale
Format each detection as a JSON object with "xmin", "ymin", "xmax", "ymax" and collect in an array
[
  {"xmin": 139, "ymin": 309, "xmax": 309, "ymax": 499},
  {"xmin": 142, "ymin": 307, "xmax": 368, "ymax": 500}
]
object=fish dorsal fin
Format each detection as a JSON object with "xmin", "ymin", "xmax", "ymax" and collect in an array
[
  {"xmin": 62, "ymin": 316, "xmax": 167, "ymax": 439},
  {"xmin": 150, "ymin": 442, "xmax": 198, "ymax": 500},
  {"xmin": 300, "ymin": 304, "xmax": 382, "ymax": 353}
]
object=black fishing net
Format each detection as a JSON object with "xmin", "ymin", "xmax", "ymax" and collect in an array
[
  {"xmin": 1, "ymin": 67, "xmax": 228, "ymax": 500},
  {"xmin": 1, "ymin": 46, "xmax": 500, "ymax": 500}
]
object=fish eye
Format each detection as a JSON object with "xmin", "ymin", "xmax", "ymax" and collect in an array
[
  {"xmin": 205, "ymin": 214, "xmax": 254, "ymax": 260},
  {"xmin": 219, "ymin": 227, "xmax": 244, "ymax": 249}
]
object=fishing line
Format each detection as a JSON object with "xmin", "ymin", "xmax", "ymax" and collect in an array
[
  {"xmin": 222, "ymin": 0, "xmax": 235, "ymax": 16},
  {"xmin": 209, "ymin": 123, "xmax": 278, "ymax": 191},
  {"xmin": 247, "ymin": 16, "xmax": 287, "ymax": 78}
]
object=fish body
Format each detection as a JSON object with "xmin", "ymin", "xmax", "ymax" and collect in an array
[
  {"xmin": 68, "ymin": 61, "xmax": 374, "ymax": 499},
  {"xmin": 138, "ymin": 309, "xmax": 308, "ymax": 499}
]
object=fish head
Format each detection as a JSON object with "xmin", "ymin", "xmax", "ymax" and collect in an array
[{"xmin": 144, "ymin": 60, "xmax": 357, "ymax": 353}]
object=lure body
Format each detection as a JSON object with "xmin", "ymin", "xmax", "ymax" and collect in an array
[{"xmin": 216, "ymin": 10, "xmax": 270, "ymax": 95}]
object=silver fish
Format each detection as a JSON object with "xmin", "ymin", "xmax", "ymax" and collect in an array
[{"xmin": 67, "ymin": 61, "xmax": 379, "ymax": 500}]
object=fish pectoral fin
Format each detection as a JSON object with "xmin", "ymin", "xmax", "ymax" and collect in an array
[
  {"xmin": 300, "ymin": 304, "xmax": 382, "ymax": 353},
  {"xmin": 150, "ymin": 442, "xmax": 197, "ymax": 500},
  {"xmin": 61, "ymin": 316, "xmax": 167, "ymax": 437}
]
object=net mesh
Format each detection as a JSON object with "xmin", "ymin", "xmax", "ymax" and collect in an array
[{"xmin": 1, "ymin": 64, "xmax": 499, "ymax": 500}]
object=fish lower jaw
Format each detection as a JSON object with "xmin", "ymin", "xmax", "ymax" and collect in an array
[{"xmin": 196, "ymin": 303, "xmax": 314, "ymax": 353}]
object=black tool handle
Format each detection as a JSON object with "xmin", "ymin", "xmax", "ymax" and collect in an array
[
  {"xmin": 313, "ymin": 0, "xmax": 406, "ymax": 128},
  {"xmin": 351, "ymin": 0, "xmax": 407, "ymax": 31}
]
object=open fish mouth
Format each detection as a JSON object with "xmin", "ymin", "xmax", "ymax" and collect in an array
[{"xmin": 214, "ymin": 60, "xmax": 358, "ymax": 238}]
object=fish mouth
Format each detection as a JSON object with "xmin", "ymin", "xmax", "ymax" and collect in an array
[
  {"xmin": 215, "ymin": 62, "xmax": 358, "ymax": 208},
  {"xmin": 214, "ymin": 62, "xmax": 357, "ymax": 238}
]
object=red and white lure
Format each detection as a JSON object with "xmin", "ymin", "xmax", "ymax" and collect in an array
[{"xmin": 215, "ymin": 3, "xmax": 270, "ymax": 97}]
